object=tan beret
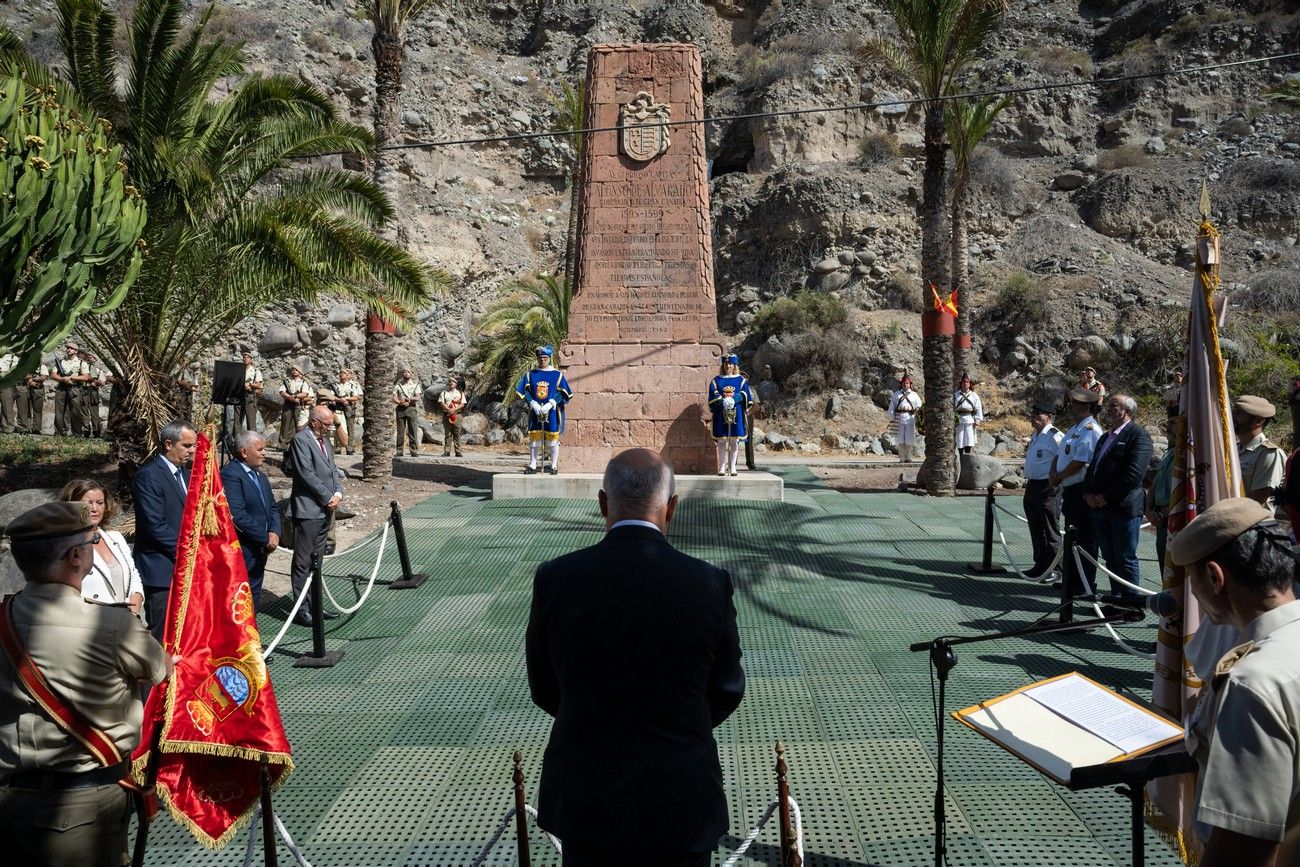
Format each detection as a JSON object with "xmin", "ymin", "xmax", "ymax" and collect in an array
[
  {"xmin": 6, "ymin": 502, "xmax": 93, "ymax": 542},
  {"xmin": 1068, "ymin": 386, "xmax": 1101, "ymax": 405},
  {"xmin": 1233, "ymin": 395, "xmax": 1276, "ymax": 419},
  {"xmin": 1169, "ymin": 497, "xmax": 1273, "ymax": 566}
]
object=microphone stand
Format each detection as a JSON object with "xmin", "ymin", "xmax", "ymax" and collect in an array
[{"xmin": 909, "ymin": 611, "xmax": 1140, "ymax": 867}]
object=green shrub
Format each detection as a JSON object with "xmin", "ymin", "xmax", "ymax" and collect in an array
[
  {"xmin": 995, "ymin": 272, "xmax": 1051, "ymax": 324},
  {"xmin": 783, "ymin": 325, "xmax": 865, "ymax": 395},
  {"xmin": 1225, "ymin": 325, "xmax": 1300, "ymax": 403},
  {"xmin": 751, "ymin": 290, "xmax": 849, "ymax": 340}
]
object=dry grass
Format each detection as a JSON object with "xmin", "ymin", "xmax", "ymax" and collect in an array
[{"xmin": 1097, "ymin": 144, "xmax": 1152, "ymax": 170}]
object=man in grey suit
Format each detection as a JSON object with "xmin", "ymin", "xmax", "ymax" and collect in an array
[{"xmin": 288, "ymin": 405, "xmax": 343, "ymax": 627}]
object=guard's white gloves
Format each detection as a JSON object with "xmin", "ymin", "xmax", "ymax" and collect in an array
[
  {"xmin": 530, "ymin": 400, "xmax": 544, "ymax": 416},
  {"xmin": 722, "ymin": 397, "xmax": 735, "ymax": 410},
  {"xmin": 543, "ymin": 400, "xmax": 556, "ymax": 414}
]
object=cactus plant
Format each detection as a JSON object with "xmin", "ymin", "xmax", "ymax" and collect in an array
[{"xmin": 0, "ymin": 73, "xmax": 145, "ymax": 387}]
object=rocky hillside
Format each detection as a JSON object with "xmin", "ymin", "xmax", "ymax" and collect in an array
[{"xmin": 7, "ymin": 0, "xmax": 1299, "ymax": 442}]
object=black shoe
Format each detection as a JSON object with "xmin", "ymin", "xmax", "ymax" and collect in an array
[
  {"xmin": 547, "ymin": 466, "xmax": 558, "ymax": 475},
  {"xmin": 441, "ymin": 452, "xmax": 451, "ymax": 457},
  {"xmin": 293, "ymin": 612, "xmax": 314, "ymax": 627},
  {"xmin": 1023, "ymin": 568, "xmax": 1044, "ymax": 579},
  {"xmin": 321, "ymin": 610, "xmax": 340, "ymax": 620},
  {"xmin": 524, "ymin": 466, "xmax": 537, "ymax": 474},
  {"xmin": 1100, "ymin": 604, "xmax": 1145, "ymax": 623},
  {"xmin": 455, "ymin": 451, "xmax": 463, "ymax": 457}
]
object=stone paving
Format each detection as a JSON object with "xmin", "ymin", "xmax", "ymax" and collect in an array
[{"xmin": 142, "ymin": 467, "xmax": 1181, "ymax": 866}]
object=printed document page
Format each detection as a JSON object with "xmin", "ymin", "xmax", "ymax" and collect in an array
[
  {"xmin": 958, "ymin": 693, "xmax": 1119, "ymax": 783},
  {"xmin": 1023, "ymin": 673, "xmax": 1182, "ymax": 754}
]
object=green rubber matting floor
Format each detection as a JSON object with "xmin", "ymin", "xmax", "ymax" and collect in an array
[{"xmin": 141, "ymin": 467, "xmax": 1182, "ymax": 866}]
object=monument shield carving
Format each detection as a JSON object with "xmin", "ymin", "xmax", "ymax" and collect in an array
[{"xmin": 620, "ymin": 92, "xmax": 670, "ymax": 162}]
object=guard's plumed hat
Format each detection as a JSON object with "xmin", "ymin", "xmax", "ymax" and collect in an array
[
  {"xmin": 723, "ymin": 354, "xmax": 739, "ymax": 365},
  {"xmin": 1068, "ymin": 386, "xmax": 1101, "ymax": 405},
  {"xmin": 1032, "ymin": 402, "xmax": 1056, "ymax": 416},
  {"xmin": 1233, "ymin": 394, "xmax": 1276, "ymax": 419},
  {"xmin": 535, "ymin": 345, "xmax": 554, "ymax": 357},
  {"xmin": 5, "ymin": 502, "xmax": 93, "ymax": 542},
  {"xmin": 1169, "ymin": 497, "xmax": 1273, "ymax": 566}
]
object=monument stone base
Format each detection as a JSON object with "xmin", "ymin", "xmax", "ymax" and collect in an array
[{"xmin": 491, "ymin": 471, "xmax": 784, "ymax": 502}]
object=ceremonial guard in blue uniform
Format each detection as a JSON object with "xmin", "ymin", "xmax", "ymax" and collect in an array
[
  {"xmin": 708, "ymin": 354, "xmax": 754, "ymax": 477},
  {"xmin": 515, "ymin": 345, "xmax": 572, "ymax": 475}
]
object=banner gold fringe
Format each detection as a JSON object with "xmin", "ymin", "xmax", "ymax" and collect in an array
[{"xmin": 1145, "ymin": 793, "xmax": 1201, "ymax": 866}]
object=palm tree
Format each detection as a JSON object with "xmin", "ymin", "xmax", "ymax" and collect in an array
[
  {"xmin": 3, "ymin": 0, "xmax": 438, "ymax": 469},
  {"xmin": 868, "ymin": 0, "xmax": 1006, "ymax": 495},
  {"xmin": 362, "ymin": 0, "xmax": 438, "ymax": 481},
  {"xmin": 946, "ymin": 95, "xmax": 1009, "ymax": 383},
  {"xmin": 468, "ymin": 274, "xmax": 572, "ymax": 401}
]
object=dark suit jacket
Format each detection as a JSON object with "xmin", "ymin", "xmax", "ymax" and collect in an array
[
  {"xmin": 220, "ymin": 460, "xmax": 281, "ymax": 580},
  {"xmin": 525, "ymin": 524, "xmax": 745, "ymax": 853},
  {"xmin": 1083, "ymin": 421, "xmax": 1153, "ymax": 517},
  {"xmin": 132, "ymin": 455, "xmax": 188, "ymax": 588},
  {"xmin": 288, "ymin": 428, "xmax": 342, "ymax": 521}
]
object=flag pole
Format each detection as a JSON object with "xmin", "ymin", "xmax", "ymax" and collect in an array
[{"xmin": 260, "ymin": 757, "xmax": 279, "ymax": 867}]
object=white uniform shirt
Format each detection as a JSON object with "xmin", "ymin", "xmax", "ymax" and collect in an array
[
  {"xmin": 887, "ymin": 389, "xmax": 922, "ymax": 418},
  {"xmin": 245, "ymin": 365, "xmax": 264, "ymax": 387},
  {"xmin": 393, "ymin": 380, "xmax": 421, "ymax": 403},
  {"xmin": 0, "ymin": 353, "xmax": 18, "ymax": 379},
  {"xmin": 1025, "ymin": 425, "xmax": 1063, "ymax": 480},
  {"xmin": 1056, "ymin": 416, "xmax": 1102, "ymax": 488}
]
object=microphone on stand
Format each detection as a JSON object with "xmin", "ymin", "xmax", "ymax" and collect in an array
[{"xmin": 1098, "ymin": 590, "xmax": 1179, "ymax": 619}]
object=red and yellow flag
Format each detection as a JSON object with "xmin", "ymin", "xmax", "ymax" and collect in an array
[
  {"xmin": 131, "ymin": 431, "xmax": 294, "ymax": 848},
  {"xmin": 931, "ymin": 283, "xmax": 959, "ymax": 317}
]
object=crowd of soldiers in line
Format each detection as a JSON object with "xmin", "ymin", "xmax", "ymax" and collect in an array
[{"xmin": 0, "ymin": 346, "xmax": 468, "ymax": 457}]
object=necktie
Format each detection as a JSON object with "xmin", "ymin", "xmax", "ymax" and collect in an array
[
  {"xmin": 175, "ymin": 468, "xmax": 187, "ymax": 495},
  {"xmin": 317, "ymin": 435, "xmax": 328, "ymax": 456}
]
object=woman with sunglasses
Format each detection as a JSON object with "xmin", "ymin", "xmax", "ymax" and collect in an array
[{"xmin": 58, "ymin": 478, "xmax": 144, "ymax": 616}]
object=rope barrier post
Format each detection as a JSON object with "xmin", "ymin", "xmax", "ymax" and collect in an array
[
  {"xmin": 259, "ymin": 758, "xmax": 279, "ymax": 867},
  {"xmin": 389, "ymin": 500, "xmax": 428, "ymax": 589},
  {"xmin": 967, "ymin": 485, "xmax": 1005, "ymax": 574},
  {"xmin": 775, "ymin": 742, "xmax": 802, "ymax": 867},
  {"xmin": 293, "ymin": 551, "xmax": 344, "ymax": 668},
  {"xmin": 513, "ymin": 751, "xmax": 531, "ymax": 867},
  {"xmin": 1059, "ymin": 525, "xmax": 1077, "ymax": 624}
]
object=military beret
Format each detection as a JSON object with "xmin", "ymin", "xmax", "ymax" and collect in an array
[
  {"xmin": 1068, "ymin": 386, "xmax": 1101, "ymax": 404},
  {"xmin": 1032, "ymin": 402, "xmax": 1056, "ymax": 415},
  {"xmin": 1233, "ymin": 394, "xmax": 1275, "ymax": 419},
  {"xmin": 1169, "ymin": 497, "xmax": 1273, "ymax": 566},
  {"xmin": 5, "ymin": 502, "xmax": 93, "ymax": 542}
]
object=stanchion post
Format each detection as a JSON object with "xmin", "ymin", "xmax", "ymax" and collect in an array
[
  {"xmin": 389, "ymin": 500, "xmax": 428, "ymax": 589},
  {"xmin": 260, "ymin": 758, "xmax": 279, "ymax": 867},
  {"xmin": 776, "ymin": 742, "xmax": 801, "ymax": 867},
  {"xmin": 1059, "ymin": 526, "xmax": 1076, "ymax": 624},
  {"xmin": 967, "ymin": 485, "xmax": 1005, "ymax": 574},
  {"xmin": 293, "ymin": 550, "xmax": 344, "ymax": 668},
  {"xmin": 513, "ymin": 751, "xmax": 531, "ymax": 867}
]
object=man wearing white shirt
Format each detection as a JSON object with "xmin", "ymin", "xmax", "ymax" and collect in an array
[
  {"xmin": 1023, "ymin": 402, "xmax": 1064, "ymax": 578},
  {"xmin": 1049, "ymin": 387, "xmax": 1104, "ymax": 593}
]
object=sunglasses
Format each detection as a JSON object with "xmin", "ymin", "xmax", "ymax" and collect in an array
[{"xmin": 66, "ymin": 532, "xmax": 102, "ymax": 556}]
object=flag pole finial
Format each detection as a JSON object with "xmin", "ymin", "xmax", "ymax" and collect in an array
[{"xmin": 1199, "ymin": 179, "xmax": 1211, "ymax": 221}]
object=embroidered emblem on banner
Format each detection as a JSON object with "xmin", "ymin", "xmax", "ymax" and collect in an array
[{"xmin": 620, "ymin": 91, "xmax": 671, "ymax": 162}]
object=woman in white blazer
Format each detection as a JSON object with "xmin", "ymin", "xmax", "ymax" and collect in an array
[{"xmin": 59, "ymin": 478, "xmax": 145, "ymax": 616}]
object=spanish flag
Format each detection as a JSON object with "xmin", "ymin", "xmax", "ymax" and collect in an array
[
  {"xmin": 131, "ymin": 431, "xmax": 294, "ymax": 848},
  {"xmin": 931, "ymin": 283, "xmax": 959, "ymax": 317}
]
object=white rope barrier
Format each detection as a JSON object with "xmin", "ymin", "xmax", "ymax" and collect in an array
[
  {"xmin": 989, "ymin": 505, "xmax": 1062, "ymax": 583},
  {"xmin": 721, "ymin": 797, "xmax": 804, "ymax": 867},
  {"xmin": 1088, "ymin": 598, "xmax": 1156, "ymax": 660},
  {"xmin": 992, "ymin": 502, "xmax": 1030, "ymax": 524},
  {"xmin": 319, "ymin": 520, "xmax": 391, "ymax": 615},
  {"xmin": 469, "ymin": 804, "xmax": 562, "ymax": 866},
  {"xmin": 260, "ymin": 574, "xmax": 313, "ymax": 660},
  {"xmin": 1073, "ymin": 547, "xmax": 1158, "ymax": 597},
  {"xmin": 241, "ymin": 807, "xmax": 314, "ymax": 867}
]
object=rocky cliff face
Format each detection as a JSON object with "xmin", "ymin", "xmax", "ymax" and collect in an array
[{"xmin": 7, "ymin": 0, "xmax": 1298, "ymax": 423}]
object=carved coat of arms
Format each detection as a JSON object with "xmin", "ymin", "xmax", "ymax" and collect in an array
[{"xmin": 620, "ymin": 91, "xmax": 671, "ymax": 162}]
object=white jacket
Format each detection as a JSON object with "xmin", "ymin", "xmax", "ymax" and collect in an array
[{"xmin": 82, "ymin": 528, "xmax": 144, "ymax": 609}]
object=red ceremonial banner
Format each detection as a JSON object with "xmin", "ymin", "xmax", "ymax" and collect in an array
[{"xmin": 131, "ymin": 431, "xmax": 294, "ymax": 848}]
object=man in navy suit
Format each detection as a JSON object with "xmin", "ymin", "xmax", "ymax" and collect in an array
[
  {"xmin": 221, "ymin": 430, "xmax": 281, "ymax": 611},
  {"xmin": 132, "ymin": 419, "xmax": 198, "ymax": 639},
  {"xmin": 526, "ymin": 448, "xmax": 745, "ymax": 866},
  {"xmin": 1083, "ymin": 393, "xmax": 1153, "ymax": 606}
]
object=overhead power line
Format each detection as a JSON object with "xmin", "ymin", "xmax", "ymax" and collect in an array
[{"xmin": 301, "ymin": 51, "xmax": 1299, "ymax": 158}]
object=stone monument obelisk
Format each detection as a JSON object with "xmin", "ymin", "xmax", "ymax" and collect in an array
[{"xmin": 561, "ymin": 43, "xmax": 723, "ymax": 473}]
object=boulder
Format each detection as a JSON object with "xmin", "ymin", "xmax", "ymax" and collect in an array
[
  {"xmin": 812, "ymin": 257, "xmax": 841, "ymax": 274},
  {"xmin": 0, "ymin": 489, "xmax": 58, "ymax": 535},
  {"xmin": 415, "ymin": 418, "xmax": 442, "ymax": 446},
  {"xmin": 972, "ymin": 432, "xmax": 998, "ymax": 456},
  {"xmin": 485, "ymin": 428, "xmax": 505, "ymax": 445},
  {"xmin": 505, "ymin": 428, "xmax": 527, "ymax": 445},
  {"xmin": 1054, "ymin": 170, "xmax": 1086, "ymax": 191},
  {"xmin": 484, "ymin": 401, "xmax": 509, "ymax": 425},
  {"xmin": 309, "ymin": 325, "xmax": 332, "ymax": 345},
  {"xmin": 326, "ymin": 304, "xmax": 356, "ymax": 327},
  {"xmin": 1004, "ymin": 350, "xmax": 1029, "ymax": 371},
  {"xmin": 958, "ymin": 453, "xmax": 1005, "ymax": 490},
  {"xmin": 819, "ymin": 271, "xmax": 851, "ymax": 292},
  {"xmin": 822, "ymin": 434, "xmax": 851, "ymax": 450},
  {"xmin": 999, "ymin": 473, "xmax": 1025, "ymax": 489},
  {"xmin": 796, "ymin": 442, "xmax": 822, "ymax": 454},
  {"xmin": 459, "ymin": 412, "xmax": 491, "ymax": 435},
  {"xmin": 258, "ymin": 325, "xmax": 299, "ymax": 355}
]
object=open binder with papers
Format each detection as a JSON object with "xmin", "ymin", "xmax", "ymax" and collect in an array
[{"xmin": 952, "ymin": 671, "xmax": 1185, "ymax": 786}]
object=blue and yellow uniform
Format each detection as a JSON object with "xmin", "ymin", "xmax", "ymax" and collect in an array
[
  {"xmin": 708, "ymin": 373, "xmax": 753, "ymax": 440},
  {"xmin": 515, "ymin": 368, "xmax": 572, "ymax": 441}
]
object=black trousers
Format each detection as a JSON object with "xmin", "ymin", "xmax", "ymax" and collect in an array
[
  {"xmin": 1023, "ymin": 479, "xmax": 1061, "ymax": 574},
  {"xmin": 1061, "ymin": 484, "xmax": 1099, "ymax": 594},
  {"xmin": 291, "ymin": 516, "xmax": 330, "ymax": 598},
  {"xmin": 144, "ymin": 586, "xmax": 170, "ymax": 640},
  {"xmin": 562, "ymin": 844, "xmax": 711, "ymax": 867}
]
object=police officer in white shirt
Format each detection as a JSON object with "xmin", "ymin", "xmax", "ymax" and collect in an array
[
  {"xmin": 1049, "ymin": 387, "xmax": 1104, "ymax": 593},
  {"xmin": 1023, "ymin": 401, "xmax": 1064, "ymax": 578}
]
